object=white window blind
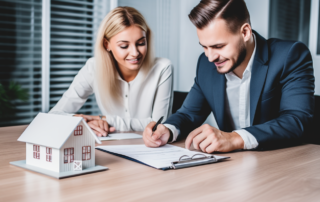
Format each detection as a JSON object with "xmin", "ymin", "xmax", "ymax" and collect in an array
[
  {"xmin": 0, "ymin": 0, "xmax": 42, "ymax": 126},
  {"xmin": 49, "ymin": 0, "xmax": 108, "ymax": 115},
  {"xmin": 0, "ymin": 0, "xmax": 109, "ymax": 126}
]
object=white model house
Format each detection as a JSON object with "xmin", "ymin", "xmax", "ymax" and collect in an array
[{"xmin": 11, "ymin": 113, "xmax": 107, "ymax": 178}]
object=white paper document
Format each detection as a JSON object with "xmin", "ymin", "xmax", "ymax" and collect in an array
[
  {"xmin": 99, "ymin": 133, "xmax": 142, "ymax": 141},
  {"xmin": 96, "ymin": 144, "xmax": 229, "ymax": 169}
]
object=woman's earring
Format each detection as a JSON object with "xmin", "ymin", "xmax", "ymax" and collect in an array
[{"xmin": 107, "ymin": 49, "xmax": 110, "ymax": 51}]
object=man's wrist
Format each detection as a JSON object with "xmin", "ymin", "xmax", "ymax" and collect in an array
[
  {"xmin": 168, "ymin": 129, "xmax": 173, "ymax": 142},
  {"xmin": 231, "ymin": 131, "xmax": 244, "ymax": 150},
  {"xmin": 163, "ymin": 124, "xmax": 179, "ymax": 142}
]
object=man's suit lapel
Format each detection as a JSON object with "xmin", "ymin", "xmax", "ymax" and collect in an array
[
  {"xmin": 212, "ymin": 68, "xmax": 226, "ymax": 130},
  {"xmin": 250, "ymin": 31, "xmax": 269, "ymax": 125}
]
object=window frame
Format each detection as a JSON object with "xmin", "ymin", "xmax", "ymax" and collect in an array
[
  {"xmin": 46, "ymin": 147, "xmax": 52, "ymax": 162},
  {"xmin": 82, "ymin": 146, "xmax": 91, "ymax": 161},
  {"xmin": 33, "ymin": 145, "xmax": 40, "ymax": 159},
  {"xmin": 64, "ymin": 147, "xmax": 74, "ymax": 164},
  {"xmin": 74, "ymin": 125, "xmax": 83, "ymax": 136}
]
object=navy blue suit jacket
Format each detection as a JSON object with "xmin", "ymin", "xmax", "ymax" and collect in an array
[{"xmin": 165, "ymin": 31, "xmax": 315, "ymax": 150}]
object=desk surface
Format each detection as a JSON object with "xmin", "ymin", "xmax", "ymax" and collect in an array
[{"xmin": 0, "ymin": 125, "xmax": 320, "ymax": 202}]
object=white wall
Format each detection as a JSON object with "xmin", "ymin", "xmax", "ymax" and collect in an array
[
  {"xmin": 172, "ymin": 0, "xmax": 216, "ymax": 126},
  {"xmin": 176, "ymin": 0, "xmax": 204, "ymax": 92},
  {"xmin": 245, "ymin": 0, "xmax": 270, "ymax": 39},
  {"xmin": 26, "ymin": 143, "xmax": 60, "ymax": 172}
]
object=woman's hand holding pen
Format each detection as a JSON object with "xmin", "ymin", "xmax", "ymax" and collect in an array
[
  {"xmin": 74, "ymin": 114, "xmax": 115, "ymax": 137},
  {"xmin": 143, "ymin": 121, "xmax": 170, "ymax": 147}
]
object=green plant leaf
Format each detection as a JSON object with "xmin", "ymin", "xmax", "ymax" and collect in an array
[{"xmin": 0, "ymin": 82, "xmax": 29, "ymax": 117}]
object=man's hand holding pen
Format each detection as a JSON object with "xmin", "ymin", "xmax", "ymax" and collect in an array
[{"xmin": 143, "ymin": 116, "xmax": 171, "ymax": 147}]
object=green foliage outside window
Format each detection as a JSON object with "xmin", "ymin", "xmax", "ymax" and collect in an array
[{"xmin": 0, "ymin": 82, "xmax": 29, "ymax": 117}]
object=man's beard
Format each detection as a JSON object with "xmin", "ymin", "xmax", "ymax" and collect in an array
[{"xmin": 222, "ymin": 42, "xmax": 247, "ymax": 74}]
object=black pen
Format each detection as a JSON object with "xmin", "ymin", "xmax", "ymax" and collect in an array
[{"xmin": 151, "ymin": 116, "xmax": 164, "ymax": 136}]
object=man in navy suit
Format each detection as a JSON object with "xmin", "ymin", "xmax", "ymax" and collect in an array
[{"xmin": 143, "ymin": 0, "xmax": 315, "ymax": 152}]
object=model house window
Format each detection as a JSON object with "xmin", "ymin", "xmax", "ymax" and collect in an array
[
  {"xmin": 64, "ymin": 148, "xmax": 74, "ymax": 164},
  {"xmin": 74, "ymin": 125, "xmax": 83, "ymax": 136},
  {"xmin": 82, "ymin": 146, "xmax": 91, "ymax": 161},
  {"xmin": 46, "ymin": 147, "xmax": 52, "ymax": 162},
  {"xmin": 33, "ymin": 145, "xmax": 40, "ymax": 159}
]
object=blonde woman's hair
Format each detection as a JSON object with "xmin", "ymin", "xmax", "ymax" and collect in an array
[{"xmin": 94, "ymin": 7, "xmax": 154, "ymax": 111}]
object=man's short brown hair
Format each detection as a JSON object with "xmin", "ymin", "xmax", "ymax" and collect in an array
[{"xmin": 188, "ymin": 0, "xmax": 251, "ymax": 33}]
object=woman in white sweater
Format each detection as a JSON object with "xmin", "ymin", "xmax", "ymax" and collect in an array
[{"xmin": 49, "ymin": 7, "xmax": 173, "ymax": 137}]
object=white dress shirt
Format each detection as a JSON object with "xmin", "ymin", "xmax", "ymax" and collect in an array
[
  {"xmin": 49, "ymin": 57, "xmax": 173, "ymax": 131},
  {"xmin": 166, "ymin": 34, "xmax": 258, "ymax": 150}
]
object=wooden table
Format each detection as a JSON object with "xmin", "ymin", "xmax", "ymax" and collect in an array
[{"xmin": 1, "ymin": 125, "xmax": 320, "ymax": 202}]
